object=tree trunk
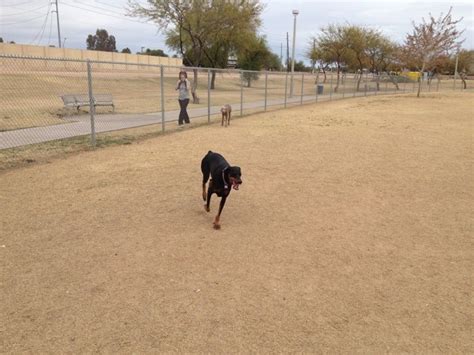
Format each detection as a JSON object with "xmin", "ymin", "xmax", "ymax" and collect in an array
[
  {"xmin": 388, "ymin": 74, "xmax": 399, "ymax": 90},
  {"xmin": 417, "ymin": 71, "xmax": 422, "ymax": 98},
  {"xmin": 192, "ymin": 69, "xmax": 200, "ymax": 104},
  {"xmin": 322, "ymin": 67, "xmax": 327, "ymax": 83},
  {"xmin": 210, "ymin": 70, "xmax": 216, "ymax": 90},
  {"xmin": 334, "ymin": 66, "xmax": 340, "ymax": 92},
  {"xmin": 460, "ymin": 72, "xmax": 467, "ymax": 89},
  {"xmin": 375, "ymin": 71, "xmax": 380, "ymax": 91},
  {"xmin": 356, "ymin": 71, "xmax": 363, "ymax": 92}
]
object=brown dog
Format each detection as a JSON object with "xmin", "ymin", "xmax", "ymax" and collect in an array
[{"xmin": 220, "ymin": 104, "xmax": 232, "ymax": 127}]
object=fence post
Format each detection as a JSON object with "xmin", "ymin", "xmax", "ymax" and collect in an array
[
  {"xmin": 300, "ymin": 73, "xmax": 304, "ymax": 104},
  {"xmin": 315, "ymin": 73, "xmax": 319, "ymax": 103},
  {"xmin": 284, "ymin": 72, "xmax": 288, "ymax": 108},
  {"xmin": 329, "ymin": 71, "xmax": 333, "ymax": 100},
  {"xmin": 208, "ymin": 69, "xmax": 211, "ymax": 123},
  {"xmin": 86, "ymin": 60, "xmax": 96, "ymax": 147},
  {"xmin": 373, "ymin": 73, "xmax": 377, "ymax": 96},
  {"xmin": 240, "ymin": 70, "xmax": 244, "ymax": 117},
  {"xmin": 342, "ymin": 73, "xmax": 345, "ymax": 99},
  {"xmin": 353, "ymin": 72, "xmax": 357, "ymax": 97},
  {"xmin": 364, "ymin": 71, "xmax": 368, "ymax": 96},
  {"xmin": 264, "ymin": 72, "xmax": 268, "ymax": 111},
  {"xmin": 160, "ymin": 65, "xmax": 165, "ymax": 132}
]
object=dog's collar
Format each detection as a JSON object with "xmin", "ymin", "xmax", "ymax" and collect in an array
[{"xmin": 222, "ymin": 167, "xmax": 229, "ymax": 190}]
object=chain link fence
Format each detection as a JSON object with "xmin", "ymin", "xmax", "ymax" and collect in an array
[{"xmin": 0, "ymin": 54, "xmax": 469, "ymax": 151}]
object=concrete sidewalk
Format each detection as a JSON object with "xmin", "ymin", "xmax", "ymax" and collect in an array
[{"xmin": 0, "ymin": 92, "xmax": 359, "ymax": 149}]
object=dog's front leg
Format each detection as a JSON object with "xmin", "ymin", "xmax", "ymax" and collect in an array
[
  {"xmin": 205, "ymin": 182, "xmax": 213, "ymax": 212},
  {"xmin": 213, "ymin": 195, "xmax": 227, "ymax": 230},
  {"xmin": 202, "ymin": 182, "xmax": 207, "ymax": 201}
]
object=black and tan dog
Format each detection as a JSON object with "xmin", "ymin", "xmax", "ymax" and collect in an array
[
  {"xmin": 220, "ymin": 104, "xmax": 232, "ymax": 127},
  {"xmin": 201, "ymin": 151, "xmax": 242, "ymax": 229}
]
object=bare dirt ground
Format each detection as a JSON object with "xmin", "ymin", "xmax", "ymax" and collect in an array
[{"xmin": 1, "ymin": 92, "xmax": 472, "ymax": 353}]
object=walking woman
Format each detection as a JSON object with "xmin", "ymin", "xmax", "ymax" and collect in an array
[{"xmin": 176, "ymin": 70, "xmax": 191, "ymax": 126}]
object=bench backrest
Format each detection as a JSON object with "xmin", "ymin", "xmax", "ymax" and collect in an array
[
  {"xmin": 94, "ymin": 94, "xmax": 113, "ymax": 103},
  {"xmin": 74, "ymin": 94, "xmax": 90, "ymax": 104},
  {"xmin": 61, "ymin": 95, "xmax": 77, "ymax": 105},
  {"xmin": 60, "ymin": 94, "xmax": 114, "ymax": 105}
]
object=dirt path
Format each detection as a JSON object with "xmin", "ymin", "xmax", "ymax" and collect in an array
[{"xmin": 1, "ymin": 92, "xmax": 472, "ymax": 352}]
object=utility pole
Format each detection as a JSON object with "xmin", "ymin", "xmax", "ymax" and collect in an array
[
  {"xmin": 290, "ymin": 9, "xmax": 299, "ymax": 97},
  {"xmin": 286, "ymin": 32, "xmax": 290, "ymax": 72},
  {"xmin": 52, "ymin": 0, "xmax": 62, "ymax": 48},
  {"xmin": 280, "ymin": 43, "xmax": 283, "ymax": 69}
]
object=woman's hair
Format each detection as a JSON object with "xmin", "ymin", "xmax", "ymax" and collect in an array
[{"xmin": 178, "ymin": 71, "xmax": 188, "ymax": 89}]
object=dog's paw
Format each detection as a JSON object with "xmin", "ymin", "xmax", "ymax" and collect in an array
[
  {"xmin": 213, "ymin": 223, "xmax": 221, "ymax": 230},
  {"xmin": 204, "ymin": 204, "xmax": 210, "ymax": 212}
]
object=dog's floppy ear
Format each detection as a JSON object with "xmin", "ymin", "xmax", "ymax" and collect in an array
[{"xmin": 228, "ymin": 166, "xmax": 241, "ymax": 177}]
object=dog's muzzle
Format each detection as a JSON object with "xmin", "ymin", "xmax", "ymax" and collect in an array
[{"xmin": 232, "ymin": 180, "xmax": 242, "ymax": 190}]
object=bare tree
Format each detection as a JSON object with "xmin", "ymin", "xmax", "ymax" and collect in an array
[{"xmin": 402, "ymin": 7, "xmax": 464, "ymax": 97}]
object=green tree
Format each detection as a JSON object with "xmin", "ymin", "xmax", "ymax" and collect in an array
[
  {"xmin": 305, "ymin": 42, "xmax": 330, "ymax": 82},
  {"xmin": 264, "ymin": 52, "xmax": 282, "ymax": 71},
  {"xmin": 238, "ymin": 35, "xmax": 271, "ymax": 87},
  {"xmin": 344, "ymin": 25, "xmax": 371, "ymax": 91},
  {"xmin": 128, "ymin": 0, "xmax": 263, "ymax": 96},
  {"xmin": 293, "ymin": 61, "xmax": 310, "ymax": 72},
  {"xmin": 455, "ymin": 49, "xmax": 473, "ymax": 89},
  {"xmin": 312, "ymin": 25, "xmax": 350, "ymax": 92},
  {"xmin": 86, "ymin": 29, "xmax": 117, "ymax": 52},
  {"xmin": 139, "ymin": 48, "xmax": 169, "ymax": 57},
  {"xmin": 121, "ymin": 47, "xmax": 131, "ymax": 54},
  {"xmin": 0, "ymin": 37, "xmax": 3, "ymax": 43},
  {"xmin": 365, "ymin": 30, "xmax": 399, "ymax": 90}
]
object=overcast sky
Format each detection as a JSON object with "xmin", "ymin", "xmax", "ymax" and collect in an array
[{"xmin": 1, "ymin": 0, "xmax": 473, "ymax": 64}]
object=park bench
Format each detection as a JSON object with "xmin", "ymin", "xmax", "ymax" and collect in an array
[{"xmin": 61, "ymin": 94, "xmax": 115, "ymax": 112}]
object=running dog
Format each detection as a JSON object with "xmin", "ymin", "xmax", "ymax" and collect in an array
[
  {"xmin": 220, "ymin": 104, "xmax": 232, "ymax": 127},
  {"xmin": 201, "ymin": 151, "xmax": 242, "ymax": 229}
]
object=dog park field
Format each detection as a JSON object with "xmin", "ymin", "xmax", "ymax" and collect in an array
[{"xmin": 1, "ymin": 91, "xmax": 472, "ymax": 352}]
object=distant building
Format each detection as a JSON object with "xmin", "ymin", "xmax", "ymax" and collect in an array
[{"xmin": 227, "ymin": 55, "xmax": 237, "ymax": 68}]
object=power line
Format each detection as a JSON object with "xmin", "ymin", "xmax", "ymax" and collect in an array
[
  {"xmin": 30, "ymin": 3, "xmax": 52, "ymax": 44},
  {"xmin": 47, "ymin": 7, "xmax": 54, "ymax": 45},
  {"xmin": 80, "ymin": 0, "xmax": 128, "ymax": 15},
  {"xmin": 3, "ymin": 2, "xmax": 50, "ymax": 16},
  {"xmin": 65, "ymin": 0, "xmax": 128, "ymax": 17},
  {"xmin": 94, "ymin": 0, "xmax": 126, "ymax": 10},
  {"xmin": 61, "ymin": 1, "xmax": 154, "ymax": 25},
  {"xmin": 1, "ymin": 0, "xmax": 46, "ymax": 7},
  {"xmin": 2, "ymin": 13, "xmax": 49, "ymax": 26}
]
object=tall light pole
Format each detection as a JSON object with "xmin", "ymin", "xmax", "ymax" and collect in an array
[{"xmin": 290, "ymin": 9, "xmax": 299, "ymax": 97}]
